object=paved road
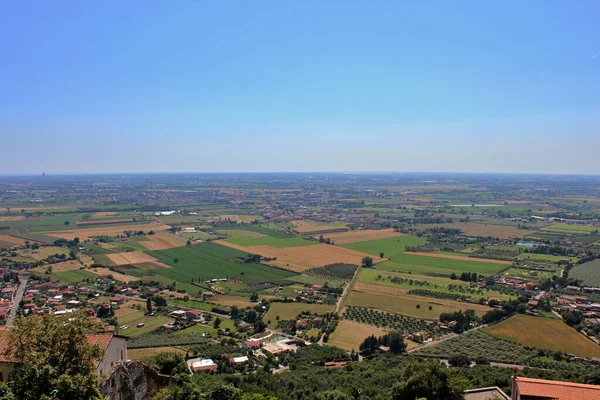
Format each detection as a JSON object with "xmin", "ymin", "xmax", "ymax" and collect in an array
[{"xmin": 6, "ymin": 276, "xmax": 28, "ymax": 327}]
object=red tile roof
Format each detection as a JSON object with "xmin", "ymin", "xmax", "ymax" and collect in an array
[
  {"xmin": 516, "ymin": 377, "xmax": 600, "ymax": 400},
  {"xmin": 87, "ymin": 333, "xmax": 113, "ymax": 350}
]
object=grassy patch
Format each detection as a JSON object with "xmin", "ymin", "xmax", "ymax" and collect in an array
[
  {"xmin": 541, "ymin": 224, "xmax": 599, "ymax": 234},
  {"xmin": 569, "ymin": 259, "xmax": 600, "ymax": 287},
  {"xmin": 341, "ymin": 236, "xmax": 427, "ymax": 259},
  {"xmin": 483, "ymin": 314, "xmax": 600, "ymax": 358},
  {"xmin": 51, "ymin": 269, "xmax": 97, "ymax": 284},
  {"xmin": 262, "ymin": 302, "xmax": 335, "ymax": 328}
]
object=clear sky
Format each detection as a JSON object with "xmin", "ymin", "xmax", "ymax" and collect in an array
[{"xmin": 1, "ymin": 1, "xmax": 599, "ymax": 175}]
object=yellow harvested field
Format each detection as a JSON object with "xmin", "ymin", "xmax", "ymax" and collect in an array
[
  {"xmin": 79, "ymin": 254, "xmax": 94, "ymax": 266},
  {"xmin": 209, "ymin": 215, "xmax": 259, "ymax": 223},
  {"xmin": 292, "ymin": 220, "xmax": 347, "ymax": 233},
  {"xmin": 319, "ymin": 228, "xmax": 405, "ymax": 244},
  {"xmin": 349, "ymin": 282, "xmax": 491, "ymax": 319},
  {"xmin": 216, "ymin": 242, "xmax": 386, "ymax": 272},
  {"xmin": 0, "ymin": 216, "xmax": 25, "ymax": 222},
  {"xmin": 128, "ymin": 346, "xmax": 185, "ymax": 360},
  {"xmin": 114, "ymin": 300, "xmax": 146, "ymax": 319},
  {"xmin": 414, "ymin": 223, "xmax": 525, "ymax": 239},
  {"xmin": 328, "ymin": 320, "xmax": 389, "ymax": 351},
  {"xmin": 30, "ymin": 259, "xmax": 83, "ymax": 274},
  {"xmin": 0, "ymin": 235, "xmax": 32, "ymax": 247},
  {"xmin": 483, "ymin": 314, "xmax": 600, "ymax": 358},
  {"xmin": 138, "ymin": 232, "xmax": 188, "ymax": 250},
  {"xmin": 88, "ymin": 267, "xmax": 139, "ymax": 283},
  {"xmin": 22, "ymin": 246, "xmax": 68, "ymax": 261},
  {"xmin": 43, "ymin": 223, "xmax": 171, "ymax": 240},
  {"xmin": 106, "ymin": 251, "xmax": 160, "ymax": 265},
  {"xmin": 408, "ymin": 252, "xmax": 512, "ymax": 265},
  {"xmin": 211, "ymin": 295, "xmax": 256, "ymax": 308},
  {"xmin": 92, "ymin": 212, "xmax": 118, "ymax": 218}
]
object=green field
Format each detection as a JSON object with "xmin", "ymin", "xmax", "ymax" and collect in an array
[
  {"xmin": 222, "ymin": 232, "xmax": 315, "ymax": 248},
  {"xmin": 346, "ymin": 289, "xmax": 490, "ymax": 319},
  {"xmin": 147, "ymin": 242, "xmax": 297, "ymax": 284},
  {"xmin": 262, "ymin": 302, "xmax": 335, "ymax": 328},
  {"xmin": 341, "ymin": 236, "xmax": 427, "ymax": 258},
  {"xmin": 517, "ymin": 253, "xmax": 579, "ymax": 263},
  {"xmin": 214, "ymin": 225, "xmax": 292, "ymax": 238},
  {"xmin": 483, "ymin": 314, "xmax": 600, "ymax": 358},
  {"xmin": 357, "ymin": 268, "xmax": 513, "ymax": 301},
  {"xmin": 569, "ymin": 259, "xmax": 600, "ymax": 286},
  {"xmin": 541, "ymin": 223, "xmax": 599, "ymax": 234},
  {"xmin": 51, "ymin": 269, "xmax": 97, "ymax": 284},
  {"xmin": 374, "ymin": 253, "xmax": 507, "ymax": 276}
]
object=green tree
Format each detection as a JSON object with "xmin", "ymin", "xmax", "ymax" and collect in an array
[
  {"xmin": 7, "ymin": 311, "xmax": 105, "ymax": 400},
  {"xmin": 146, "ymin": 297, "xmax": 153, "ymax": 314},
  {"xmin": 391, "ymin": 362, "xmax": 467, "ymax": 400},
  {"xmin": 214, "ymin": 317, "xmax": 222, "ymax": 328},
  {"xmin": 361, "ymin": 256, "xmax": 374, "ymax": 268},
  {"xmin": 316, "ymin": 390, "xmax": 352, "ymax": 400}
]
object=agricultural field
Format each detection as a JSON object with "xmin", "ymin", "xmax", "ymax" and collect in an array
[
  {"xmin": 342, "ymin": 307, "xmax": 444, "ymax": 339},
  {"xmin": 305, "ymin": 263, "xmax": 358, "ymax": 281},
  {"xmin": 30, "ymin": 259, "xmax": 83, "ymax": 274},
  {"xmin": 541, "ymin": 223, "xmax": 599, "ymax": 234},
  {"xmin": 483, "ymin": 314, "xmax": 600, "ymax": 358},
  {"xmin": 570, "ymin": 259, "xmax": 600, "ymax": 286},
  {"xmin": 292, "ymin": 220, "xmax": 347, "ymax": 234},
  {"xmin": 416, "ymin": 330, "xmax": 539, "ymax": 364},
  {"xmin": 341, "ymin": 235, "xmax": 427, "ymax": 259},
  {"xmin": 347, "ymin": 282, "xmax": 491, "ymax": 319},
  {"xmin": 328, "ymin": 320, "xmax": 388, "ymax": 351},
  {"xmin": 147, "ymin": 242, "xmax": 297, "ymax": 285},
  {"xmin": 88, "ymin": 267, "xmax": 140, "ymax": 283},
  {"xmin": 24, "ymin": 246, "xmax": 69, "ymax": 261},
  {"xmin": 375, "ymin": 252, "xmax": 507, "ymax": 277},
  {"xmin": 407, "ymin": 252, "xmax": 512, "ymax": 265},
  {"xmin": 218, "ymin": 242, "xmax": 386, "ymax": 272},
  {"xmin": 357, "ymin": 268, "xmax": 514, "ymax": 301},
  {"xmin": 262, "ymin": 302, "xmax": 335, "ymax": 328},
  {"xmin": 413, "ymin": 223, "xmax": 526, "ymax": 239},
  {"xmin": 209, "ymin": 215, "xmax": 263, "ymax": 223},
  {"xmin": 0, "ymin": 235, "xmax": 35, "ymax": 248},
  {"xmin": 220, "ymin": 229, "xmax": 314, "ymax": 248},
  {"xmin": 106, "ymin": 252, "xmax": 165, "ymax": 266},
  {"xmin": 136, "ymin": 232, "xmax": 189, "ymax": 250},
  {"xmin": 320, "ymin": 228, "xmax": 404, "ymax": 245},
  {"xmin": 51, "ymin": 269, "xmax": 97, "ymax": 284},
  {"xmin": 42, "ymin": 222, "xmax": 170, "ymax": 240},
  {"xmin": 210, "ymin": 295, "xmax": 257, "ymax": 308},
  {"xmin": 128, "ymin": 346, "xmax": 186, "ymax": 360}
]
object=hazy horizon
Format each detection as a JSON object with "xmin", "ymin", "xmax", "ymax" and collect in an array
[{"xmin": 2, "ymin": 1, "xmax": 599, "ymax": 175}]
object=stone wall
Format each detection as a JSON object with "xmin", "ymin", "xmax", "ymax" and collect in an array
[{"xmin": 101, "ymin": 361, "xmax": 171, "ymax": 400}]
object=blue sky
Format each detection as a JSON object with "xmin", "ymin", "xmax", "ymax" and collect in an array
[{"xmin": 1, "ymin": 1, "xmax": 599, "ymax": 174}]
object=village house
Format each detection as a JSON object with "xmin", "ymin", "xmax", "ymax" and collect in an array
[{"xmin": 188, "ymin": 358, "xmax": 218, "ymax": 373}]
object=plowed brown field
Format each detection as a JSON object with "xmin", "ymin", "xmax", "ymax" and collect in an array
[
  {"xmin": 106, "ymin": 252, "xmax": 160, "ymax": 265},
  {"xmin": 216, "ymin": 241, "xmax": 385, "ymax": 272},
  {"xmin": 138, "ymin": 232, "xmax": 188, "ymax": 250}
]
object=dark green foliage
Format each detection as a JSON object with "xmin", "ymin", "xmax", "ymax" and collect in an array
[
  {"xmin": 344, "ymin": 307, "xmax": 444, "ymax": 338},
  {"xmin": 305, "ymin": 263, "xmax": 358, "ymax": 281},
  {"xmin": 448, "ymin": 354, "xmax": 471, "ymax": 367},
  {"xmin": 143, "ymin": 352, "xmax": 187, "ymax": 375},
  {"xmin": 391, "ymin": 362, "xmax": 467, "ymax": 400}
]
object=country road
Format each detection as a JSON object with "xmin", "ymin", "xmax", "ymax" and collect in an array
[{"xmin": 7, "ymin": 276, "xmax": 28, "ymax": 327}]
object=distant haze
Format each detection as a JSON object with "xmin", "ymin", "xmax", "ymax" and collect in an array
[{"xmin": 1, "ymin": 1, "xmax": 599, "ymax": 174}]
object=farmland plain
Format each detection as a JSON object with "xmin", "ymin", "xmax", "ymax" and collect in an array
[{"xmin": 483, "ymin": 314, "xmax": 600, "ymax": 358}]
